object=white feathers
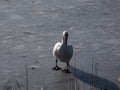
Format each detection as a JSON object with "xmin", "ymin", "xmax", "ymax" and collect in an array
[{"xmin": 53, "ymin": 31, "xmax": 73, "ymax": 63}]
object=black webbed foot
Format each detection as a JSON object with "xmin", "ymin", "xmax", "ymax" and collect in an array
[
  {"xmin": 62, "ymin": 69, "xmax": 71, "ymax": 73},
  {"xmin": 52, "ymin": 66, "xmax": 61, "ymax": 70}
]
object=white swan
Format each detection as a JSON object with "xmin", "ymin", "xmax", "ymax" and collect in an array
[{"xmin": 52, "ymin": 31, "xmax": 73, "ymax": 73}]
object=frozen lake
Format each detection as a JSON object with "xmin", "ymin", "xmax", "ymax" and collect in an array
[{"xmin": 0, "ymin": 0, "xmax": 120, "ymax": 90}]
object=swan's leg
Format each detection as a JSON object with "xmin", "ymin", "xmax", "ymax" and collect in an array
[
  {"xmin": 62, "ymin": 62, "xmax": 71, "ymax": 73},
  {"xmin": 52, "ymin": 59, "xmax": 61, "ymax": 70}
]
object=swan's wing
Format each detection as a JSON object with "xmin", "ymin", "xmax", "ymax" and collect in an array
[
  {"xmin": 67, "ymin": 45, "xmax": 73, "ymax": 59},
  {"xmin": 53, "ymin": 42, "xmax": 62, "ymax": 57},
  {"xmin": 53, "ymin": 43, "xmax": 73, "ymax": 63},
  {"xmin": 56, "ymin": 45, "xmax": 73, "ymax": 62}
]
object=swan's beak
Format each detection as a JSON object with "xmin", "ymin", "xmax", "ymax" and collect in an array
[
  {"xmin": 63, "ymin": 32, "xmax": 68, "ymax": 39},
  {"xmin": 62, "ymin": 31, "xmax": 69, "ymax": 44},
  {"xmin": 63, "ymin": 33, "xmax": 68, "ymax": 41},
  {"xmin": 65, "ymin": 36, "xmax": 68, "ymax": 41}
]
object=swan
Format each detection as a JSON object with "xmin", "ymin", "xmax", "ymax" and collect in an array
[{"xmin": 52, "ymin": 31, "xmax": 73, "ymax": 73}]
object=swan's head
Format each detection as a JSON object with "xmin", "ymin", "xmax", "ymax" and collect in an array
[
  {"xmin": 62, "ymin": 31, "xmax": 69, "ymax": 44},
  {"xmin": 63, "ymin": 31, "xmax": 69, "ymax": 40}
]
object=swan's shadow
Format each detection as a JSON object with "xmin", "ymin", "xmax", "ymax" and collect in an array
[{"xmin": 70, "ymin": 66, "xmax": 119, "ymax": 90}]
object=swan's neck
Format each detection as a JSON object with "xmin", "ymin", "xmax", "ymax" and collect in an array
[{"xmin": 62, "ymin": 37, "xmax": 68, "ymax": 45}]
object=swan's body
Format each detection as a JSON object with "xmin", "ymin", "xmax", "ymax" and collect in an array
[
  {"xmin": 52, "ymin": 31, "xmax": 73, "ymax": 73},
  {"xmin": 53, "ymin": 42, "xmax": 73, "ymax": 63}
]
